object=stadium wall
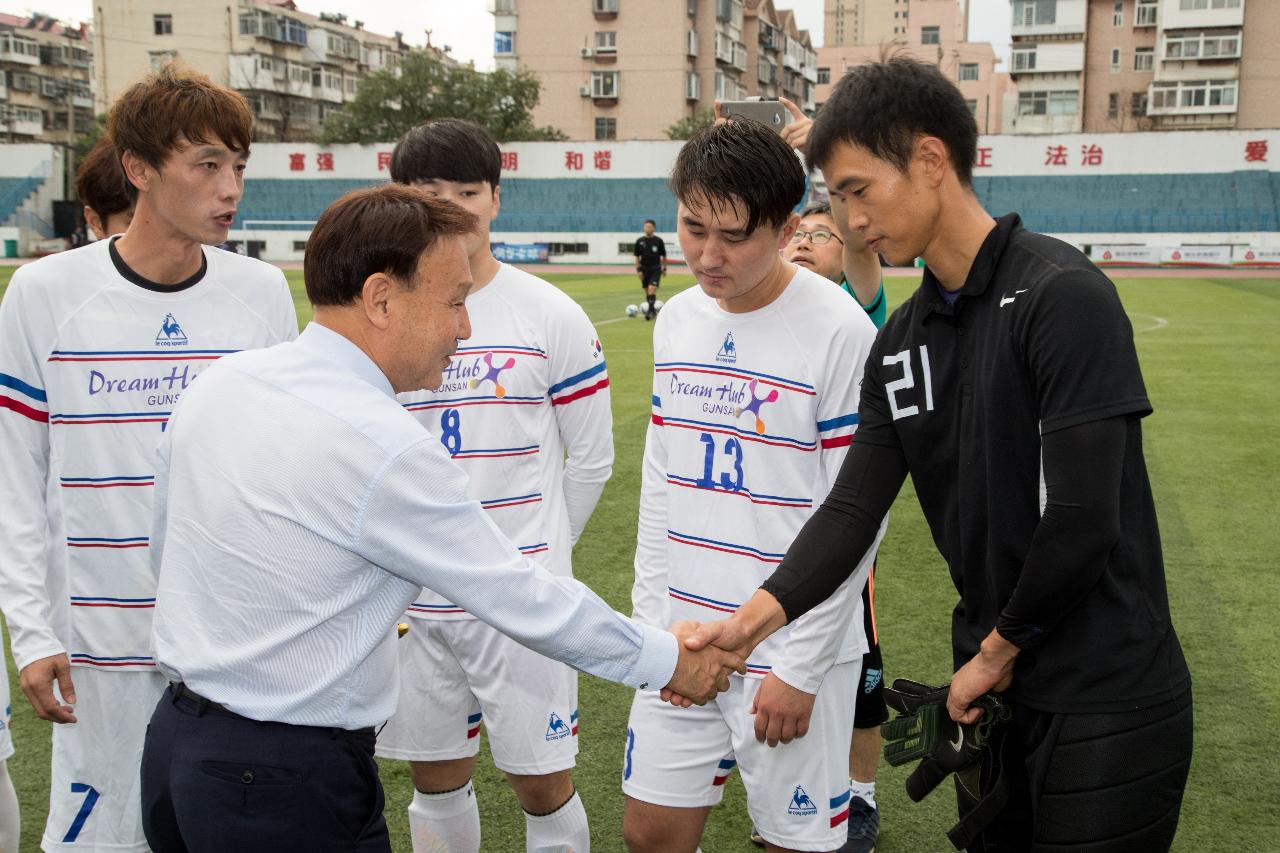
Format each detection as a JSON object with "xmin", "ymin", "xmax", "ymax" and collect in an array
[
  {"xmin": 215, "ymin": 129, "xmax": 1279, "ymax": 265},
  {"xmin": 0, "ymin": 143, "xmax": 64, "ymax": 257}
]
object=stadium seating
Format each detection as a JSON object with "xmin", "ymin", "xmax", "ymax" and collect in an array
[
  {"xmin": 0, "ymin": 176, "xmax": 45, "ymax": 225},
  {"xmin": 236, "ymin": 171, "xmax": 1279, "ymax": 235}
]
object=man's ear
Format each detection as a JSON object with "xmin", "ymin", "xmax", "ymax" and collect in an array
[
  {"xmin": 775, "ymin": 212, "xmax": 802, "ymax": 252},
  {"xmin": 914, "ymin": 136, "xmax": 949, "ymax": 189},
  {"xmin": 360, "ymin": 272, "xmax": 395, "ymax": 330},
  {"xmin": 120, "ymin": 150, "xmax": 152, "ymax": 196}
]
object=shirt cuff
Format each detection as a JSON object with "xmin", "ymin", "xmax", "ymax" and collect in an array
[{"xmin": 625, "ymin": 623, "xmax": 678, "ymax": 691}]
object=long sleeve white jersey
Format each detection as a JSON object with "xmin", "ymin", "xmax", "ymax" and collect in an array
[
  {"xmin": 398, "ymin": 263, "xmax": 613, "ymax": 620},
  {"xmin": 0, "ymin": 239, "xmax": 298, "ymax": 673},
  {"xmin": 633, "ymin": 266, "xmax": 885, "ymax": 694}
]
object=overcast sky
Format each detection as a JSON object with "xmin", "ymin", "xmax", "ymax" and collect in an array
[{"xmin": 24, "ymin": 0, "xmax": 1012, "ymax": 69}]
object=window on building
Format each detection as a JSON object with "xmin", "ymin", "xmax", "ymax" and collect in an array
[
  {"xmin": 1136, "ymin": 2, "xmax": 1158, "ymax": 25},
  {"xmin": 594, "ymin": 0, "xmax": 619, "ymax": 12},
  {"xmin": 148, "ymin": 50, "xmax": 177, "ymax": 72},
  {"xmin": 595, "ymin": 117, "xmax": 617, "ymax": 140},
  {"xmin": 494, "ymin": 0, "xmax": 515, "ymax": 11},
  {"xmin": 1012, "ymin": 48, "xmax": 1036, "ymax": 71},
  {"xmin": 1110, "ymin": 48, "xmax": 1121, "ymax": 71},
  {"xmin": 1113, "ymin": 1, "xmax": 1124, "ymax": 26},
  {"xmin": 817, "ymin": 67, "xmax": 830, "ymax": 84},
  {"xmin": 1179, "ymin": 0, "xmax": 1240, "ymax": 8},
  {"xmin": 1108, "ymin": 92, "xmax": 1119, "ymax": 118},
  {"xmin": 1134, "ymin": 47, "xmax": 1153, "ymax": 71},
  {"xmin": 1017, "ymin": 89, "xmax": 1078, "ymax": 116},
  {"xmin": 921, "ymin": 26, "xmax": 940, "ymax": 45},
  {"xmin": 959, "ymin": 63, "xmax": 979, "ymax": 81},
  {"xmin": 965, "ymin": 99, "xmax": 978, "ymax": 115},
  {"xmin": 293, "ymin": 241, "xmax": 308, "ymax": 252},
  {"xmin": 595, "ymin": 31, "xmax": 617, "ymax": 52},
  {"xmin": 591, "ymin": 71, "xmax": 619, "ymax": 98},
  {"xmin": 154, "ymin": 14, "xmax": 173, "ymax": 36},
  {"xmin": 1131, "ymin": 91, "xmax": 1148, "ymax": 116},
  {"xmin": 1013, "ymin": 0, "xmax": 1057, "ymax": 27},
  {"xmin": 495, "ymin": 31, "xmax": 514, "ymax": 54}
]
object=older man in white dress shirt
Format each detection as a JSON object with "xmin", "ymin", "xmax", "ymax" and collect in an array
[{"xmin": 138, "ymin": 184, "xmax": 743, "ymax": 852}]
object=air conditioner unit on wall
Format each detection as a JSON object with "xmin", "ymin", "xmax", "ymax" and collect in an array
[
  {"xmin": 579, "ymin": 85, "xmax": 592, "ymax": 97},
  {"xmin": 580, "ymin": 47, "xmax": 594, "ymax": 58}
]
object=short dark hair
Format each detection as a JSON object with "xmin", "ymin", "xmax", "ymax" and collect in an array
[
  {"xmin": 108, "ymin": 64, "xmax": 252, "ymax": 198},
  {"xmin": 798, "ymin": 202, "xmax": 832, "ymax": 219},
  {"xmin": 390, "ymin": 119, "xmax": 502, "ymax": 187},
  {"xmin": 75, "ymin": 136, "xmax": 132, "ymax": 221},
  {"xmin": 644, "ymin": 219, "xmax": 656, "ymax": 226},
  {"xmin": 304, "ymin": 184, "xmax": 478, "ymax": 307},
  {"xmin": 807, "ymin": 57, "xmax": 979, "ymax": 186},
  {"xmin": 669, "ymin": 119, "xmax": 805, "ymax": 236}
]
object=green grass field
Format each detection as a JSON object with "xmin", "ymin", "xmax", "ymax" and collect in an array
[{"xmin": 2, "ymin": 266, "xmax": 1278, "ymax": 851}]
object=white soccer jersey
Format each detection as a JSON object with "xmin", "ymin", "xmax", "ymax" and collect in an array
[
  {"xmin": 399, "ymin": 263, "xmax": 612, "ymax": 620},
  {"xmin": 0, "ymin": 239, "xmax": 298, "ymax": 675},
  {"xmin": 633, "ymin": 265, "xmax": 884, "ymax": 693}
]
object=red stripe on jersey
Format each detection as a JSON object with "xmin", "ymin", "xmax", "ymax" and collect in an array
[
  {"xmin": 61, "ymin": 482, "xmax": 154, "ymax": 488},
  {"xmin": 830, "ymin": 808, "xmax": 850, "ymax": 828},
  {"xmin": 820, "ymin": 434, "xmax": 853, "ymax": 449},
  {"xmin": 66, "ymin": 542, "xmax": 149, "ymax": 549},
  {"xmin": 466, "ymin": 725, "xmax": 481, "ymax": 738},
  {"xmin": 0, "ymin": 395, "xmax": 49, "ymax": 423},
  {"xmin": 71, "ymin": 602, "xmax": 155, "ymax": 608},
  {"xmin": 551, "ymin": 377, "xmax": 610, "ymax": 407},
  {"xmin": 651, "ymin": 414, "xmax": 664, "ymax": 425},
  {"xmin": 71, "ymin": 659, "xmax": 156, "ymax": 667},
  {"xmin": 712, "ymin": 775, "xmax": 730, "ymax": 787}
]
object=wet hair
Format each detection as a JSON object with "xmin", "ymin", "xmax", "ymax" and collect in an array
[
  {"xmin": 669, "ymin": 119, "xmax": 805, "ymax": 235},
  {"xmin": 108, "ymin": 64, "xmax": 252, "ymax": 198},
  {"xmin": 75, "ymin": 136, "xmax": 132, "ymax": 222},
  {"xmin": 389, "ymin": 119, "xmax": 502, "ymax": 188},
  {"xmin": 807, "ymin": 57, "xmax": 978, "ymax": 186},
  {"xmin": 304, "ymin": 183, "xmax": 478, "ymax": 306}
]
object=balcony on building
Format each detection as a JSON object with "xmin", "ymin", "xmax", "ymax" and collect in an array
[
  {"xmin": 1135, "ymin": 0, "xmax": 1159, "ymax": 26},
  {"xmin": 488, "ymin": 0, "xmax": 516, "ymax": 13},
  {"xmin": 2, "ymin": 106, "xmax": 44, "ymax": 137},
  {"xmin": 1147, "ymin": 77, "xmax": 1237, "ymax": 116},
  {"xmin": 593, "ymin": 0, "xmax": 618, "ymax": 21},
  {"xmin": 1159, "ymin": 0, "xmax": 1243, "ymax": 32},
  {"xmin": 0, "ymin": 34, "xmax": 40, "ymax": 66},
  {"xmin": 1009, "ymin": 41, "xmax": 1085, "ymax": 76},
  {"xmin": 1160, "ymin": 30, "xmax": 1241, "ymax": 63},
  {"xmin": 1010, "ymin": 0, "xmax": 1087, "ymax": 39}
]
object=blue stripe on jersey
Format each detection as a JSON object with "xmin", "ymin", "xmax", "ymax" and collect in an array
[
  {"xmin": 652, "ymin": 395, "xmax": 661, "ymax": 408},
  {"xmin": 666, "ymin": 474, "xmax": 811, "ymax": 508},
  {"xmin": 60, "ymin": 475, "xmax": 154, "ymax": 483},
  {"xmin": 467, "ymin": 712, "xmax": 483, "ymax": 724},
  {"xmin": 668, "ymin": 530, "xmax": 785, "ymax": 561},
  {"xmin": 718, "ymin": 758, "xmax": 737, "ymax": 770},
  {"xmin": 48, "ymin": 349, "xmax": 237, "ymax": 357},
  {"xmin": 830, "ymin": 790, "xmax": 852, "ymax": 809},
  {"xmin": 548, "ymin": 360, "xmax": 606, "ymax": 394},
  {"xmin": 0, "ymin": 372, "xmax": 46, "ymax": 402},
  {"xmin": 667, "ymin": 585, "xmax": 741, "ymax": 611},
  {"xmin": 454, "ymin": 345, "xmax": 545, "ymax": 356},
  {"xmin": 659, "ymin": 415, "xmax": 816, "ymax": 450},
  {"xmin": 816, "ymin": 413, "xmax": 859, "ymax": 431},
  {"xmin": 70, "ymin": 596, "xmax": 156, "ymax": 603},
  {"xmin": 655, "ymin": 361, "xmax": 815, "ymax": 392}
]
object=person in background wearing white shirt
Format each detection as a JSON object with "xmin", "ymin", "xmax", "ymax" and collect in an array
[
  {"xmin": 380, "ymin": 119, "xmax": 612, "ymax": 853},
  {"xmin": 0, "ymin": 66, "xmax": 298, "ymax": 853},
  {"xmin": 139, "ymin": 183, "xmax": 746, "ymax": 853}
]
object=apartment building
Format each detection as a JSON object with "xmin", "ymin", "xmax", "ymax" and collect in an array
[
  {"xmin": 1011, "ymin": 0, "xmax": 1280, "ymax": 133},
  {"xmin": 825, "ymin": 0, "xmax": 919, "ymax": 47},
  {"xmin": 815, "ymin": 0, "xmax": 1012, "ymax": 134},
  {"xmin": 490, "ymin": 0, "xmax": 818, "ymax": 141},
  {"xmin": 0, "ymin": 13, "xmax": 94, "ymax": 144},
  {"xmin": 93, "ymin": 0, "xmax": 413, "ymax": 142}
]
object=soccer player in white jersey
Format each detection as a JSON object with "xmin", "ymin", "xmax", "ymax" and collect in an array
[
  {"xmin": 377, "ymin": 119, "xmax": 613, "ymax": 853},
  {"xmin": 622, "ymin": 121, "xmax": 883, "ymax": 853},
  {"xmin": 0, "ymin": 66, "xmax": 298, "ymax": 852}
]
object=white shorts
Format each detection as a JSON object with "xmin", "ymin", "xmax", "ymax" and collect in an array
[
  {"xmin": 0, "ymin": 671, "xmax": 13, "ymax": 762},
  {"xmin": 376, "ymin": 618, "xmax": 579, "ymax": 776},
  {"xmin": 622, "ymin": 661, "xmax": 860, "ymax": 853},
  {"xmin": 44, "ymin": 667, "xmax": 166, "ymax": 852}
]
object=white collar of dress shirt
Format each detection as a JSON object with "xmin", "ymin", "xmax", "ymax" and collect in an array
[{"xmin": 296, "ymin": 321, "xmax": 397, "ymax": 399}]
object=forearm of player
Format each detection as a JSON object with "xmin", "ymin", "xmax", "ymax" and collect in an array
[
  {"xmin": 842, "ymin": 244, "xmax": 883, "ymax": 308},
  {"xmin": 997, "ymin": 416, "xmax": 1127, "ymax": 649},
  {"xmin": 761, "ymin": 440, "xmax": 907, "ymax": 623}
]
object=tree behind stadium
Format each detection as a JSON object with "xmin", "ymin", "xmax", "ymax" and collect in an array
[{"xmin": 316, "ymin": 49, "xmax": 567, "ymax": 144}]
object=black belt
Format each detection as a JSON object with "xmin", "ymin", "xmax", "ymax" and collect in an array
[{"xmin": 170, "ymin": 682, "xmax": 236, "ymax": 716}]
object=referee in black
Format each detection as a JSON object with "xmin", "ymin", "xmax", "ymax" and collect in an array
[
  {"xmin": 688, "ymin": 58, "xmax": 1192, "ymax": 852},
  {"xmin": 633, "ymin": 219, "xmax": 666, "ymax": 320}
]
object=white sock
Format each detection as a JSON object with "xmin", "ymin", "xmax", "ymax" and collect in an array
[
  {"xmin": 408, "ymin": 781, "xmax": 480, "ymax": 853},
  {"xmin": 0, "ymin": 761, "xmax": 18, "ymax": 853},
  {"xmin": 849, "ymin": 777, "xmax": 877, "ymax": 809},
  {"xmin": 525, "ymin": 790, "xmax": 590, "ymax": 853}
]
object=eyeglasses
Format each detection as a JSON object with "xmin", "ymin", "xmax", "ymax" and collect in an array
[{"xmin": 790, "ymin": 229, "xmax": 843, "ymax": 246}]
